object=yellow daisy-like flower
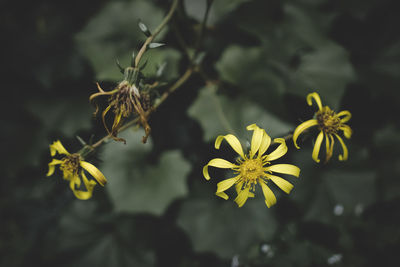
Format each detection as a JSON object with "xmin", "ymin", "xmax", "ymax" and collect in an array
[
  {"xmin": 47, "ymin": 140, "xmax": 107, "ymax": 200},
  {"xmin": 293, "ymin": 92, "xmax": 352, "ymax": 163},
  {"xmin": 203, "ymin": 124, "xmax": 300, "ymax": 208}
]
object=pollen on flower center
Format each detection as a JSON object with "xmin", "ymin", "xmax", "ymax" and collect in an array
[
  {"xmin": 239, "ymin": 158, "xmax": 265, "ymax": 182},
  {"xmin": 61, "ymin": 153, "xmax": 81, "ymax": 176},
  {"xmin": 316, "ymin": 106, "xmax": 341, "ymax": 134}
]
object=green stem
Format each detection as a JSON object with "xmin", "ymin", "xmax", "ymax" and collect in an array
[
  {"xmin": 194, "ymin": 0, "xmax": 213, "ymax": 56},
  {"xmin": 134, "ymin": 0, "xmax": 180, "ymax": 67}
]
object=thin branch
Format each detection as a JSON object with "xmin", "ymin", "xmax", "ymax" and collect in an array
[
  {"xmin": 91, "ymin": 66, "xmax": 194, "ymax": 149},
  {"xmin": 134, "ymin": 0, "xmax": 180, "ymax": 67}
]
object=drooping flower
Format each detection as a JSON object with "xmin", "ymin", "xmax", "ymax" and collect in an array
[
  {"xmin": 47, "ymin": 140, "xmax": 107, "ymax": 200},
  {"xmin": 203, "ymin": 124, "xmax": 300, "ymax": 208},
  {"xmin": 293, "ymin": 92, "xmax": 352, "ymax": 163},
  {"xmin": 89, "ymin": 67, "xmax": 151, "ymax": 143}
]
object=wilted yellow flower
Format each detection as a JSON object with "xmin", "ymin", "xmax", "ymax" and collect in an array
[
  {"xmin": 90, "ymin": 67, "xmax": 151, "ymax": 144},
  {"xmin": 293, "ymin": 92, "xmax": 352, "ymax": 163},
  {"xmin": 47, "ymin": 140, "xmax": 107, "ymax": 200},
  {"xmin": 203, "ymin": 124, "xmax": 300, "ymax": 208}
]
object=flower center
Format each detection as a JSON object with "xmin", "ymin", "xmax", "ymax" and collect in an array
[
  {"xmin": 239, "ymin": 158, "xmax": 265, "ymax": 183},
  {"xmin": 61, "ymin": 153, "xmax": 81, "ymax": 177},
  {"xmin": 316, "ymin": 106, "xmax": 341, "ymax": 135}
]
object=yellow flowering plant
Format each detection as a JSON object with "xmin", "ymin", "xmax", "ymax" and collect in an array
[
  {"xmin": 47, "ymin": 140, "xmax": 107, "ymax": 200},
  {"xmin": 293, "ymin": 92, "xmax": 352, "ymax": 163},
  {"xmin": 203, "ymin": 124, "xmax": 300, "ymax": 208}
]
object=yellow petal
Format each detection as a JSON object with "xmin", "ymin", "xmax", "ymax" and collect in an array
[
  {"xmin": 293, "ymin": 119, "xmax": 318, "ymax": 149},
  {"xmin": 334, "ymin": 134, "xmax": 348, "ymax": 161},
  {"xmin": 312, "ymin": 131, "xmax": 324, "ymax": 163},
  {"xmin": 80, "ymin": 161, "xmax": 107, "ymax": 186},
  {"xmin": 340, "ymin": 125, "xmax": 352, "ymax": 139},
  {"xmin": 246, "ymin": 124, "xmax": 258, "ymax": 130},
  {"xmin": 325, "ymin": 133, "xmax": 335, "ymax": 163},
  {"xmin": 260, "ymin": 181, "xmax": 277, "ymax": 208},
  {"xmin": 266, "ymin": 164, "xmax": 300, "ymax": 177},
  {"xmin": 266, "ymin": 174, "xmax": 294, "ymax": 194},
  {"xmin": 203, "ymin": 158, "xmax": 237, "ymax": 180},
  {"xmin": 215, "ymin": 134, "xmax": 245, "ymax": 158},
  {"xmin": 337, "ymin": 110, "xmax": 352, "ymax": 123},
  {"xmin": 69, "ymin": 174, "xmax": 81, "ymax": 191},
  {"xmin": 216, "ymin": 191, "xmax": 229, "ymax": 200},
  {"xmin": 217, "ymin": 176, "xmax": 240, "ymax": 193},
  {"xmin": 102, "ymin": 104, "xmax": 113, "ymax": 135},
  {"xmin": 49, "ymin": 140, "xmax": 70, "ymax": 156},
  {"xmin": 307, "ymin": 92, "xmax": 323, "ymax": 110},
  {"xmin": 248, "ymin": 124, "xmax": 263, "ymax": 158},
  {"xmin": 72, "ymin": 171, "xmax": 97, "ymax": 200},
  {"xmin": 258, "ymin": 130, "xmax": 271, "ymax": 156},
  {"xmin": 72, "ymin": 189, "xmax": 93, "ymax": 200},
  {"xmin": 112, "ymin": 111, "xmax": 123, "ymax": 130},
  {"xmin": 46, "ymin": 159, "xmax": 63, "ymax": 176},
  {"xmin": 265, "ymin": 138, "xmax": 288, "ymax": 161},
  {"xmin": 234, "ymin": 185, "xmax": 250, "ymax": 207},
  {"xmin": 235, "ymin": 181, "xmax": 243, "ymax": 193}
]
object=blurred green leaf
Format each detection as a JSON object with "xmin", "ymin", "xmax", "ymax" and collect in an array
[
  {"xmin": 75, "ymin": 0, "xmax": 175, "ymax": 81},
  {"xmin": 215, "ymin": 45, "xmax": 287, "ymax": 112},
  {"xmin": 55, "ymin": 201, "xmax": 155, "ymax": 267},
  {"xmin": 177, "ymin": 197, "xmax": 278, "ymax": 259},
  {"xmin": 101, "ymin": 129, "xmax": 191, "ymax": 215},
  {"xmin": 301, "ymin": 168, "xmax": 376, "ymax": 223},
  {"xmin": 188, "ymin": 86, "xmax": 293, "ymax": 142},
  {"xmin": 323, "ymin": 169, "xmax": 376, "ymax": 213},
  {"xmin": 16, "ymin": 96, "xmax": 94, "ymax": 171},
  {"xmin": 216, "ymin": 2, "xmax": 355, "ymax": 109},
  {"xmin": 290, "ymin": 42, "xmax": 355, "ymax": 109},
  {"xmin": 184, "ymin": 0, "xmax": 250, "ymax": 25},
  {"xmin": 27, "ymin": 97, "xmax": 93, "ymax": 136},
  {"xmin": 140, "ymin": 48, "xmax": 182, "ymax": 81}
]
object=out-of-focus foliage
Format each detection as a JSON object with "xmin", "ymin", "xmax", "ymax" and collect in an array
[
  {"xmin": 1, "ymin": 0, "xmax": 400, "ymax": 266},
  {"xmin": 188, "ymin": 85, "xmax": 293, "ymax": 141},
  {"xmin": 102, "ymin": 130, "xmax": 191, "ymax": 215}
]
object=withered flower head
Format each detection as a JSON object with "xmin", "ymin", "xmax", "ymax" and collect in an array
[{"xmin": 89, "ymin": 67, "xmax": 151, "ymax": 143}]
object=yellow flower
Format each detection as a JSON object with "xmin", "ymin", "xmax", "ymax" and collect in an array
[
  {"xmin": 293, "ymin": 92, "xmax": 352, "ymax": 163},
  {"xmin": 203, "ymin": 124, "xmax": 300, "ymax": 208},
  {"xmin": 47, "ymin": 140, "xmax": 107, "ymax": 200}
]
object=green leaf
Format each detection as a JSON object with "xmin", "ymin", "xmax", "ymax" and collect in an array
[
  {"xmin": 216, "ymin": 2, "xmax": 355, "ymax": 109},
  {"xmin": 323, "ymin": 169, "xmax": 376, "ymax": 211},
  {"xmin": 303, "ymin": 169, "xmax": 377, "ymax": 223},
  {"xmin": 27, "ymin": 96, "xmax": 93, "ymax": 136},
  {"xmin": 75, "ymin": 0, "xmax": 167, "ymax": 81},
  {"xmin": 139, "ymin": 48, "xmax": 181, "ymax": 81},
  {"xmin": 289, "ymin": 42, "xmax": 355, "ymax": 109},
  {"xmin": 148, "ymin": 42, "xmax": 165, "ymax": 49},
  {"xmin": 184, "ymin": 0, "xmax": 250, "ymax": 25},
  {"xmin": 101, "ymin": 129, "xmax": 191, "ymax": 215},
  {"xmin": 138, "ymin": 20, "xmax": 151, "ymax": 37},
  {"xmin": 215, "ymin": 45, "xmax": 286, "ymax": 113},
  {"xmin": 188, "ymin": 86, "xmax": 293, "ymax": 142},
  {"xmin": 14, "ymin": 96, "xmax": 94, "ymax": 172},
  {"xmin": 177, "ymin": 197, "xmax": 278, "ymax": 259},
  {"xmin": 55, "ymin": 201, "xmax": 156, "ymax": 267}
]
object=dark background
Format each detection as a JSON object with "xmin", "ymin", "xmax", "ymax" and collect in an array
[{"xmin": 1, "ymin": 0, "xmax": 399, "ymax": 266}]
